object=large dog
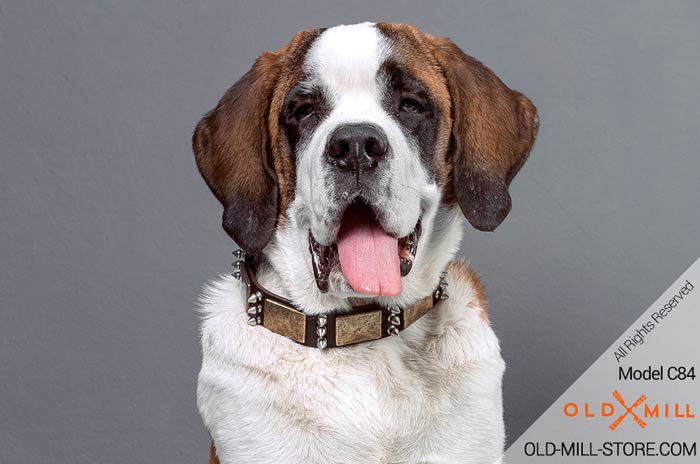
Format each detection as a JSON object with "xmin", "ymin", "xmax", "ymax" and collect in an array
[{"xmin": 193, "ymin": 22, "xmax": 538, "ymax": 464}]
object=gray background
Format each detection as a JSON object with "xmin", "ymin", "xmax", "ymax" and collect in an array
[{"xmin": 1, "ymin": 1, "xmax": 698, "ymax": 462}]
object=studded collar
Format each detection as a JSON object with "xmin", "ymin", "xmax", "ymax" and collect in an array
[{"xmin": 231, "ymin": 249, "xmax": 449, "ymax": 349}]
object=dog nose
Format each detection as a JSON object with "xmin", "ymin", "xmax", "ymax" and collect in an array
[{"xmin": 325, "ymin": 123, "xmax": 388, "ymax": 172}]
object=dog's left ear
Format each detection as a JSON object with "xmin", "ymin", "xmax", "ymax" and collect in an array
[{"xmin": 431, "ymin": 38, "xmax": 539, "ymax": 231}]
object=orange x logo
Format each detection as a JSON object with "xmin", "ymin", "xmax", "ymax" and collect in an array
[{"xmin": 609, "ymin": 390, "xmax": 647, "ymax": 430}]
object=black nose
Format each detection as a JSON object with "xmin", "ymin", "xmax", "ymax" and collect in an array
[{"xmin": 325, "ymin": 123, "xmax": 388, "ymax": 172}]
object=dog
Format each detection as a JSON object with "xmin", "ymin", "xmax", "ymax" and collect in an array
[{"xmin": 193, "ymin": 22, "xmax": 538, "ymax": 464}]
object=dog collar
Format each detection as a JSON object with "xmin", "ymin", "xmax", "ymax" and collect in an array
[{"xmin": 231, "ymin": 249, "xmax": 449, "ymax": 349}]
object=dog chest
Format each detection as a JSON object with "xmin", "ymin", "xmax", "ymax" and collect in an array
[{"xmin": 197, "ymin": 279, "xmax": 505, "ymax": 463}]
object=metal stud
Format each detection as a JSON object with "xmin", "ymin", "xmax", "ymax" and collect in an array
[
  {"xmin": 247, "ymin": 306, "xmax": 258, "ymax": 316},
  {"xmin": 247, "ymin": 316, "xmax": 258, "ymax": 326},
  {"xmin": 247, "ymin": 291, "xmax": 262, "ymax": 304},
  {"xmin": 439, "ymin": 278, "xmax": 448, "ymax": 287},
  {"xmin": 317, "ymin": 315, "xmax": 328, "ymax": 349},
  {"xmin": 233, "ymin": 271, "xmax": 241, "ymax": 280},
  {"xmin": 233, "ymin": 249, "xmax": 244, "ymax": 259},
  {"xmin": 387, "ymin": 307, "xmax": 401, "ymax": 337},
  {"xmin": 440, "ymin": 292, "xmax": 449, "ymax": 300},
  {"xmin": 233, "ymin": 261, "xmax": 243, "ymax": 269}
]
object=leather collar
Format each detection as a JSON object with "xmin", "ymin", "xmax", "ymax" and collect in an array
[{"xmin": 231, "ymin": 249, "xmax": 449, "ymax": 349}]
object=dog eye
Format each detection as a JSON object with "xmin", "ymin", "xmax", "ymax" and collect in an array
[
  {"xmin": 294, "ymin": 103, "xmax": 315, "ymax": 121},
  {"xmin": 399, "ymin": 97, "xmax": 425, "ymax": 114}
]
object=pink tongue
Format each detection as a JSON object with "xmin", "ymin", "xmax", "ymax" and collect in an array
[{"xmin": 336, "ymin": 205, "xmax": 402, "ymax": 296}]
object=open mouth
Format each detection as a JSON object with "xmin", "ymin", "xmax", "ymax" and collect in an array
[{"xmin": 308, "ymin": 199, "xmax": 421, "ymax": 296}]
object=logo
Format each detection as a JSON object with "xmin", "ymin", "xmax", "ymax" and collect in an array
[
  {"xmin": 563, "ymin": 391, "xmax": 696, "ymax": 430},
  {"xmin": 609, "ymin": 390, "xmax": 646, "ymax": 430}
]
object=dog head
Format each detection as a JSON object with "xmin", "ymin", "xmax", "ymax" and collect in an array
[{"xmin": 193, "ymin": 22, "xmax": 538, "ymax": 309}]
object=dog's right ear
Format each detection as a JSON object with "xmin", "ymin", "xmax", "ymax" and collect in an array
[{"xmin": 193, "ymin": 52, "xmax": 282, "ymax": 254}]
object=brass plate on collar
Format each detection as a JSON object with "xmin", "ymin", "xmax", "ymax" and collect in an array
[
  {"xmin": 264, "ymin": 300, "xmax": 306, "ymax": 343},
  {"xmin": 403, "ymin": 296, "xmax": 434, "ymax": 328},
  {"xmin": 335, "ymin": 310, "xmax": 382, "ymax": 346}
]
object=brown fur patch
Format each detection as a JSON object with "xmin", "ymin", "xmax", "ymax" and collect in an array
[
  {"xmin": 209, "ymin": 441, "xmax": 220, "ymax": 464},
  {"xmin": 448, "ymin": 260, "xmax": 489, "ymax": 322},
  {"xmin": 375, "ymin": 23, "xmax": 453, "ymax": 188},
  {"xmin": 192, "ymin": 29, "xmax": 322, "ymax": 253},
  {"xmin": 193, "ymin": 52, "xmax": 280, "ymax": 253},
  {"xmin": 428, "ymin": 35, "xmax": 539, "ymax": 231}
]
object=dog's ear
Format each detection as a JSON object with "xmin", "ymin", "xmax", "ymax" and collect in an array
[
  {"xmin": 431, "ymin": 38, "xmax": 538, "ymax": 231},
  {"xmin": 193, "ymin": 52, "xmax": 282, "ymax": 254}
]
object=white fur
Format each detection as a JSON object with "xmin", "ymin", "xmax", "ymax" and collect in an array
[{"xmin": 197, "ymin": 23, "xmax": 506, "ymax": 463}]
